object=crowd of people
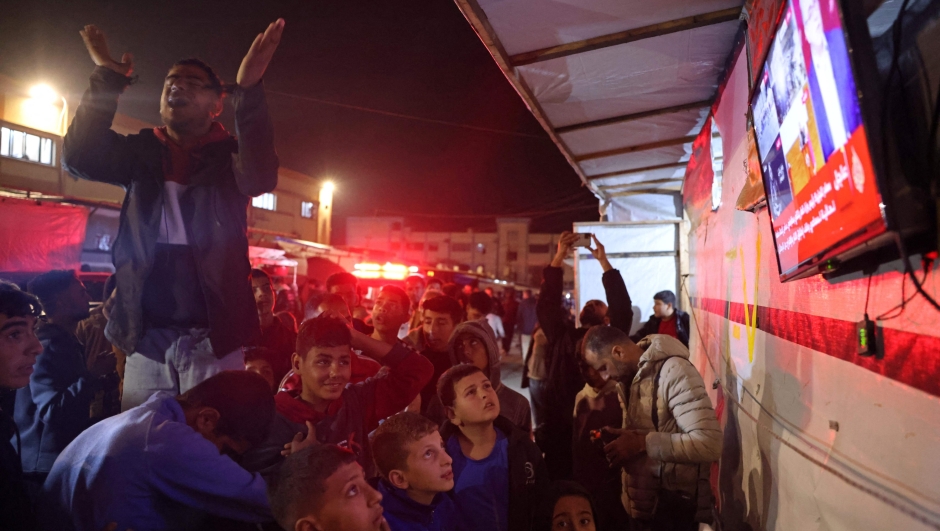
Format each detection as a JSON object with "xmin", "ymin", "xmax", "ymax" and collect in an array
[{"xmin": 0, "ymin": 19, "xmax": 721, "ymax": 531}]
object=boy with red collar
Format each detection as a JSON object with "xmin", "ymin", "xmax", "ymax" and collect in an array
[{"xmin": 243, "ymin": 315, "xmax": 432, "ymax": 477}]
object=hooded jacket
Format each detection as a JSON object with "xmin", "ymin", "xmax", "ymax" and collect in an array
[
  {"xmin": 425, "ymin": 320, "xmax": 532, "ymax": 434},
  {"xmin": 440, "ymin": 415, "xmax": 549, "ymax": 531},
  {"xmin": 62, "ymin": 66, "xmax": 279, "ymax": 358},
  {"xmin": 620, "ymin": 335, "xmax": 722, "ymax": 522},
  {"xmin": 371, "ymin": 478, "xmax": 456, "ymax": 531}
]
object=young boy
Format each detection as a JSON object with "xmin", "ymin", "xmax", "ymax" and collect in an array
[
  {"xmin": 437, "ymin": 364, "xmax": 549, "ymax": 531},
  {"xmin": 268, "ymin": 443, "xmax": 389, "ymax": 531},
  {"xmin": 426, "ymin": 320, "xmax": 531, "ymax": 434},
  {"xmin": 243, "ymin": 315, "xmax": 433, "ymax": 478},
  {"xmin": 244, "ymin": 347, "xmax": 278, "ymax": 393},
  {"xmin": 369, "ymin": 412, "xmax": 456, "ymax": 531},
  {"xmin": 572, "ymin": 353, "xmax": 629, "ymax": 530}
]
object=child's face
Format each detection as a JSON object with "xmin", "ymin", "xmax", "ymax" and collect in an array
[
  {"xmin": 245, "ymin": 359, "xmax": 275, "ymax": 391},
  {"xmin": 400, "ymin": 431, "xmax": 454, "ymax": 495},
  {"xmin": 449, "ymin": 371, "xmax": 500, "ymax": 426},
  {"xmin": 293, "ymin": 345, "xmax": 352, "ymax": 407},
  {"xmin": 302, "ymin": 461, "xmax": 387, "ymax": 531},
  {"xmin": 552, "ymin": 495, "xmax": 596, "ymax": 531},
  {"xmin": 578, "ymin": 359, "xmax": 608, "ymax": 390},
  {"xmin": 454, "ymin": 333, "xmax": 488, "ymax": 372}
]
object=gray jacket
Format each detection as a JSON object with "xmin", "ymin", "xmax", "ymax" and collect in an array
[{"xmin": 620, "ymin": 335, "xmax": 722, "ymax": 522}]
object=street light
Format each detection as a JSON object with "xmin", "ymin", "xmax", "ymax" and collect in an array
[
  {"xmin": 26, "ymin": 83, "xmax": 68, "ymax": 136},
  {"xmin": 318, "ymin": 180, "xmax": 335, "ymax": 246}
]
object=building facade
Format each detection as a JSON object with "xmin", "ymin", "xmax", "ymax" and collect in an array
[{"xmin": 345, "ymin": 216, "xmax": 564, "ymax": 286}]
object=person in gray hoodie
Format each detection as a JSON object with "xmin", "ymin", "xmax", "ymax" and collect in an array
[{"xmin": 425, "ymin": 320, "xmax": 532, "ymax": 434}]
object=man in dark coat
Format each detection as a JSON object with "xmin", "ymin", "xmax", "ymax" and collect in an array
[
  {"xmin": 630, "ymin": 290, "xmax": 690, "ymax": 347},
  {"xmin": 64, "ymin": 21, "xmax": 284, "ymax": 409},
  {"xmin": 537, "ymin": 232, "xmax": 633, "ymax": 480}
]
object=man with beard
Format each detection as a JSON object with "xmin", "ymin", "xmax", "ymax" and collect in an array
[
  {"xmin": 252, "ymin": 269, "xmax": 297, "ymax": 386},
  {"xmin": 581, "ymin": 327, "xmax": 721, "ymax": 530},
  {"xmin": 16, "ymin": 271, "xmax": 117, "ymax": 501},
  {"xmin": 65, "ymin": 20, "xmax": 284, "ymax": 410}
]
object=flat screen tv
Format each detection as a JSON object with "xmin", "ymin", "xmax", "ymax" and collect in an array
[{"xmin": 750, "ymin": 0, "xmax": 893, "ymax": 281}]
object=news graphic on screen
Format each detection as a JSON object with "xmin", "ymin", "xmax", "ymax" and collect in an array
[{"xmin": 751, "ymin": 0, "xmax": 887, "ymax": 279}]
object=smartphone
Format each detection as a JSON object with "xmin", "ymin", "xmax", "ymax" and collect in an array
[{"xmin": 573, "ymin": 233, "xmax": 592, "ymax": 248}]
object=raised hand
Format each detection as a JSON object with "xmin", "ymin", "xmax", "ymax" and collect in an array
[
  {"xmin": 589, "ymin": 234, "xmax": 613, "ymax": 272},
  {"xmin": 237, "ymin": 18, "xmax": 285, "ymax": 88},
  {"xmin": 551, "ymin": 231, "xmax": 581, "ymax": 267},
  {"xmin": 79, "ymin": 25, "xmax": 133, "ymax": 76}
]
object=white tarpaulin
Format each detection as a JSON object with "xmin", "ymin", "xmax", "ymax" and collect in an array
[{"xmin": 456, "ymin": 0, "xmax": 744, "ymax": 221}]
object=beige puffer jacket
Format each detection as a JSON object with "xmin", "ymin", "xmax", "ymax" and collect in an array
[{"xmin": 619, "ymin": 334, "xmax": 722, "ymax": 522}]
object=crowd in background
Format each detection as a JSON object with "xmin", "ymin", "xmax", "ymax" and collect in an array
[{"xmin": 0, "ymin": 20, "xmax": 720, "ymax": 531}]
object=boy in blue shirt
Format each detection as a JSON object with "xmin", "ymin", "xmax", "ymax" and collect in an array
[
  {"xmin": 437, "ymin": 364, "xmax": 548, "ymax": 531},
  {"xmin": 369, "ymin": 412, "xmax": 456, "ymax": 531}
]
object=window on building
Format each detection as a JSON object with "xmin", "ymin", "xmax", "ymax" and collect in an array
[
  {"xmin": 407, "ymin": 242, "xmax": 424, "ymax": 250},
  {"xmin": 301, "ymin": 201, "xmax": 315, "ymax": 218},
  {"xmin": 0, "ymin": 126, "xmax": 55, "ymax": 166},
  {"xmin": 477, "ymin": 243, "xmax": 486, "ymax": 254},
  {"xmin": 528, "ymin": 244, "xmax": 550, "ymax": 254},
  {"xmin": 252, "ymin": 193, "xmax": 277, "ymax": 211},
  {"xmin": 506, "ymin": 251, "xmax": 518, "ymax": 262},
  {"xmin": 452, "ymin": 243, "xmax": 472, "ymax": 252},
  {"xmin": 428, "ymin": 243, "xmax": 439, "ymax": 252}
]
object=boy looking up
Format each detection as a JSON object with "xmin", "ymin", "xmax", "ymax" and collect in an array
[
  {"xmin": 369, "ymin": 412, "xmax": 456, "ymax": 531},
  {"xmin": 437, "ymin": 364, "xmax": 548, "ymax": 531},
  {"xmin": 268, "ymin": 444, "xmax": 389, "ymax": 531}
]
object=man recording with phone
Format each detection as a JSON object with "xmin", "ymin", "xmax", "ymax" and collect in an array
[
  {"xmin": 63, "ymin": 20, "xmax": 285, "ymax": 410},
  {"xmin": 536, "ymin": 231, "xmax": 633, "ymax": 480}
]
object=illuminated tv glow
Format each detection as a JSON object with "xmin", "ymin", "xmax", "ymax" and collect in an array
[{"xmin": 751, "ymin": 0, "xmax": 887, "ymax": 280}]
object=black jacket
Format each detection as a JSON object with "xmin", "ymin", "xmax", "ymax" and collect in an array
[
  {"xmin": 62, "ymin": 67, "xmax": 279, "ymax": 357},
  {"xmin": 630, "ymin": 309, "xmax": 690, "ymax": 347},
  {"xmin": 535, "ymin": 266, "xmax": 633, "ymax": 479},
  {"xmin": 440, "ymin": 415, "xmax": 550, "ymax": 531},
  {"xmin": 0, "ymin": 392, "xmax": 33, "ymax": 531}
]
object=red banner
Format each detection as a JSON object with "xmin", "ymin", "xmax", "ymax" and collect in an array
[{"xmin": 0, "ymin": 198, "xmax": 89, "ymax": 272}]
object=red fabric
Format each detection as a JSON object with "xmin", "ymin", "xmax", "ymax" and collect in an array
[
  {"xmin": 0, "ymin": 198, "xmax": 88, "ymax": 272},
  {"xmin": 681, "ymin": 116, "xmax": 715, "ymax": 228},
  {"xmin": 153, "ymin": 122, "xmax": 231, "ymax": 184},
  {"xmin": 275, "ymin": 388, "xmax": 343, "ymax": 425},
  {"xmin": 351, "ymin": 353, "xmax": 381, "ymax": 384},
  {"xmin": 694, "ymin": 297, "xmax": 940, "ymax": 398},
  {"xmin": 657, "ymin": 316, "xmax": 678, "ymax": 339}
]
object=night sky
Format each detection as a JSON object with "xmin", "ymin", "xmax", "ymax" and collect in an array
[{"xmin": 0, "ymin": 0, "xmax": 599, "ymax": 243}]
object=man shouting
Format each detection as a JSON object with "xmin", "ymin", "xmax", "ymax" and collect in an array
[{"xmin": 64, "ymin": 20, "xmax": 285, "ymax": 410}]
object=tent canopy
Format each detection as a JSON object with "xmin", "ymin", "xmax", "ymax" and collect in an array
[{"xmin": 454, "ymin": 0, "xmax": 745, "ymax": 221}]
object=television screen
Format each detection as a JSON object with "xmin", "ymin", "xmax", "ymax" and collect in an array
[{"xmin": 751, "ymin": 0, "xmax": 887, "ymax": 280}]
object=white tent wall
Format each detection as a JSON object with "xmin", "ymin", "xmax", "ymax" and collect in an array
[
  {"xmin": 573, "ymin": 221, "xmax": 679, "ymax": 333},
  {"xmin": 688, "ymin": 47, "xmax": 940, "ymax": 530}
]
